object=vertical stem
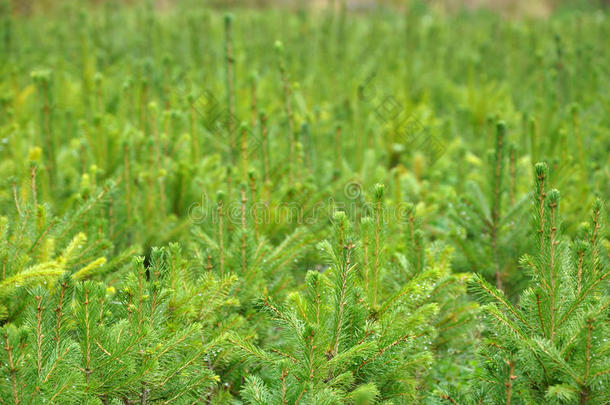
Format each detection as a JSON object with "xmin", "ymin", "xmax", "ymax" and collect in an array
[
  {"xmin": 42, "ymin": 80, "xmax": 55, "ymax": 183},
  {"xmin": 362, "ymin": 228, "xmax": 370, "ymax": 295},
  {"xmin": 521, "ymin": 112, "xmax": 528, "ymax": 157},
  {"xmin": 31, "ymin": 165, "xmax": 37, "ymax": 209},
  {"xmin": 554, "ymin": 34, "xmax": 564, "ymax": 106},
  {"xmin": 189, "ymin": 95, "xmax": 199, "ymax": 163},
  {"xmin": 260, "ymin": 112, "xmax": 270, "ymax": 183},
  {"xmin": 140, "ymin": 386, "xmax": 149, "ymax": 405},
  {"xmin": 407, "ymin": 209, "xmax": 415, "ymax": 266},
  {"xmin": 240, "ymin": 186, "xmax": 247, "ymax": 276},
  {"xmin": 108, "ymin": 196, "xmax": 115, "ymax": 240},
  {"xmin": 225, "ymin": 15, "xmax": 236, "ymax": 162},
  {"xmin": 205, "ymin": 255, "xmax": 213, "ymax": 271},
  {"xmin": 95, "ymin": 75, "xmax": 103, "ymax": 115},
  {"xmin": 241, "ymin": 124, "xmax": 248, "ymax": 181},
  {"xmin": 571, "ymin": 106, "xmax": 587, "ymax": 187},
  {"xmin": 145, "ymin": 146, "xmax": 154, "ymax": 228},
  {"xmin": 589, "ymin": 201, "xmax": 601, "ymax": 276},
  {"xmin": 394, "ymin": 169, "xmax": 401, "ymax": 204},
  {"xmin": 335, "ymin": 124, "xmax": 342, "ymax": 178},
  {"xmin": 280, "ymin": 369, "xmax": 288, "ymax": 405},
  {"xmin": 536, "ymin": 293, "xmax": 546, "ymax": 337},
  {"xmin": 332, "ymin": 241, "xmax": 354, "ymax": 356},
  {"xmin": 12, "ymin": 180, "xmax": 21, "ymax": 216},
  {"xmin": 54, "ymin": 281, "xmax": 67, "ymax": 353},
  {"xmin": 580, "ymin": 318, "xmax": 592, "ymax": 404},
  {"xmin": 123, "ymin": 143, "xmax": 131, "ymax": 223},
  {"xmin": 3, "ymin": 331, "xmax": 20, "ymax": 404},
  {"xmin": 307, "ymin": 329, "xmax": 315, "ymax": 382},
  {"xmin": 226, "ymin": 167, "xmax": 233, "ymax": 206},
  {"xmin": 548, "ymin": 194, "xmax": 558, "ymax": 343},
  {"xmin": 250, "ymin": 73, "xmax": 258, "ymax": 133},
  {"xmin": 491, "ymin": 122, "xmax": 505, "ymax": 290},
  {"xmin": 163, "ymin": 58, "xmax": 171, "ymax": 110},
  {"xmin": 158, "ymin": 176, "xmax": 166, "ymax": 221},
  {"xmin": 83, "ymin": 288, "xmax": 92, "ymax": 385},
  {"xmin": 414, "ymin": 230, "xmax": 423, "ymax": 273},
  {"xmin": 530, "ymin": 118, "xmax": 538, "ymax": 167},
  {"xmin": 276, "ymin": 42, "xmax": 295, "ymax": 181},
  {"xmin": 509, "ymin": 145, "xmax": 516, "ymax": 206},
  {"xmin": 536, "ymin": 52, "xmax": 543, "ymax": 100},
  {"xmin": 505, "ymin": 360, "xmax": 515, "ymax": 405},
  {"xmin": 150, "ymin": 106, "xmax": 160, "ymax": 168},
  {"xmin": 536, "ymin": 166, "xmax": 547, "ymax": 254},
  {"xmin": 217, "ymin": 197, "xmax": 225, "ymax": 276},
  {"xmin": 162, "ymin": 111, "xmax": 170, "ymax": 156},
  {"xmin": 35, "ymin": 295, "xmax": 43, "ymax": 374},
  {"xmin": 249, "ymin": 173, "xmax": 259, "ymax": 239},
  {"xmin": 139, "ymin": 79, "xmax": 148, "ymax": 134},
  {"xmin": 584, "ymin": 318, "xmax": 592, "ymax": 380},
  {"xmin": 372, "ymin": 195, "xmax": 382, "ymax": 307},
  {"xmin": 576, "ymin": 250, "xmax": 584, "ymax": 294}
]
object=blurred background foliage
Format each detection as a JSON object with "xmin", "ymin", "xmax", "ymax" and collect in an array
[{"xmin": 8, "ymin": 0, "xmax": 610, "ymax": 16}]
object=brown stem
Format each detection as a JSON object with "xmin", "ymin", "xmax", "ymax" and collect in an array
[
  {"xmin": 280, "ymin": 369, "xmax": 288, "ymax": 405},
  {"xmin": 12, "ymin": 181, "xmax": 21, "ymax": 216},
  {"xmin": 3, "ymin": 331, "xmax": 20, "ymax": 404},
  {"xmin": 536, "ymin": 293, "xmax": 546, "ymax": 338},
  {"xmin": 31, "ymin": 165, "xmax": 37, "ymax": 208},
  {"xmin": 537, "ymin": 172, "xmax": 546, "ymax": 254},
  {"xmin": 54, "ymin": 282, "xmax": 67, "ymax": 353},
  {"xmin": 549, "ymin": 199, "xmax": 557, "ymax": 343},
  {"xmin": 440, "ymin": 393, "xmax": 458, "ymax": 404},
  {"xmin": 580, "ymin": 317, "xmax": 598, "ymax": 405},
  {"xmin": 83, "ymin": 288, "xmax": 92, "ymax": 385},
  {"xmin": 576, "ymin": 250, "xmax": 585, "ymax": 294},
  {"xmin": 505, "ymin": 360, "xmax": 515, "ymax": 405},
  {"xmin": 140, "ymin": 386, "xmax": 149, "ymax": 405}
]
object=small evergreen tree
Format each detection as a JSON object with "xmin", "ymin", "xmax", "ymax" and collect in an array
[
  {"xmin": 449, "ymin": 120, "xmax": 529, "ymax": 295},
  {"xmin": 0, "ymin": 180, "xmax": 135, "ymax": 323},
  {"xmin": 391, "ymin": 204, "xmax": 479, "ymax": 404},
  {"xmin": 0, "ymin": 245, "xmax": 236, "ymax": 404},
  {"xmin": 471, "ymin": 163, "xmax": 609, "ymax": 404},
  {"xmin": 230, "ymin": 211, "xmax": 440, "ymax": 404}
]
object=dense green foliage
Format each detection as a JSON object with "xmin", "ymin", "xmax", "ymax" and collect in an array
[{"xmin": 0, "ymin": 0, "xmax": 608, "ymax": 403}]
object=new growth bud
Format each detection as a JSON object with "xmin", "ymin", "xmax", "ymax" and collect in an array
[
  {"xmin": 374, "ymin": 184, "xmax": 385, "ymax": 200},
  {"xmin": 274, "ymin": 40, "xmax": 284, "ymax": 54},
  {"xmin": 547, "ymin": 189, "xmax": 560, "ymax": 206},
  {"xmin": 535, "ymin": 162, "xmax": 548, "ymax": 178}
]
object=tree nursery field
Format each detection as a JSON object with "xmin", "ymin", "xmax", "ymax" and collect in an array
[{"xmin": 0, "ymin": 0, "xmax": 608, "ymax": 403}]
